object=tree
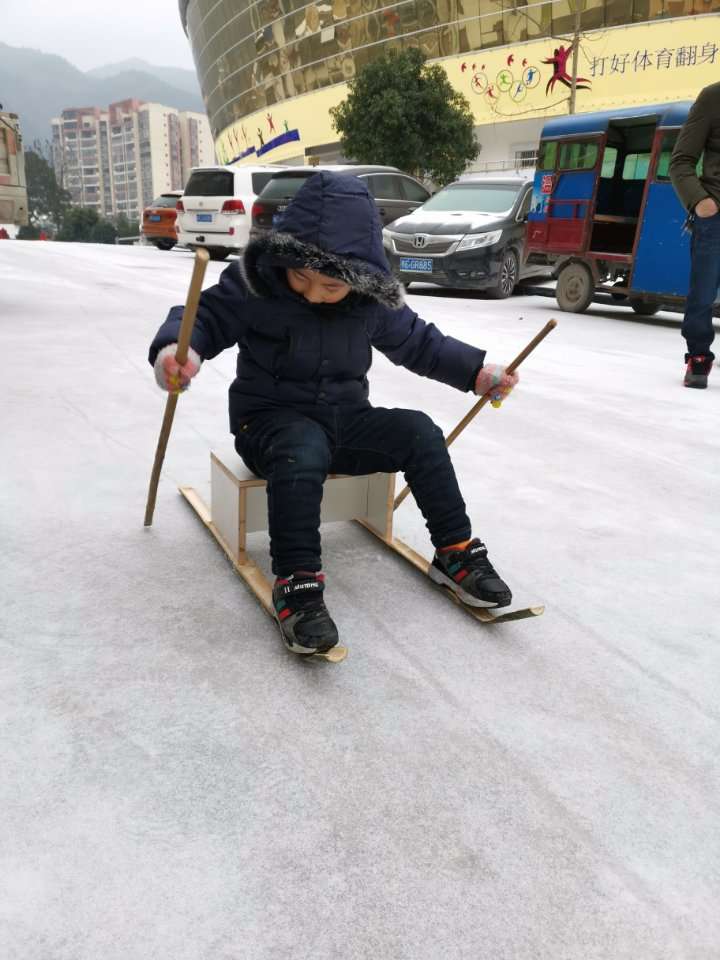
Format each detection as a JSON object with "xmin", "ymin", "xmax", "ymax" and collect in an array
[
  {"xmin": 23, "ymin": 150, "xmax": 71, "ymax": 226},
  {"xmin": 17, "ymin": 224, "xmax": 41, "ymax": 240},
  {"xmin": 114, "ymin": 213, "xmax": 140, "ymax": 239},
  {"xmin": 330, "ymin": 48, "xmax": 477, "ymax": 185},
  {"xmin": 56, "ymin": 206, "xmax": 99, "ymax": 242}
]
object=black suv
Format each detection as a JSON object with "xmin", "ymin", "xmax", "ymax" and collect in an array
[
  {"xmin": 383, "ymin": 175, "xmax": 546, "ymax": 298},
  {"xmin": 250, "ymin": 164, "xmax": 431, "ymax": 238}
]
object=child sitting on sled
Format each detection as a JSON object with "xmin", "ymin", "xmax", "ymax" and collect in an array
[{"xmin": 149, "ymin": 171, "xmax": 518, "ymax": 656}]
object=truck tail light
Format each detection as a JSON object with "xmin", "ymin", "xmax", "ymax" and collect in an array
[{"xmin": 221, "ymin": 199, "xmax": 246, "ymax": 214}]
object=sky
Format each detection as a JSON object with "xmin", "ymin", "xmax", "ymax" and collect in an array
[{"xmin": 3, "ymin": 0, "xmax": 195, "ymax": 71}]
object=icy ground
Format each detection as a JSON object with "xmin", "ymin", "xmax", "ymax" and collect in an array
[{"xmin": 2, "ymin": 241, "xmax": 719, "ymax": 960}]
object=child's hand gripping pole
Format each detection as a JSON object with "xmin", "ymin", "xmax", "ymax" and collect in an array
[
  {"xmin": 393, "ymin": 318, "xmax": 558, "ymax": 511},
  {"xmin": 143, "ymin": 248, "xmax": 210, "ymax": 527}
]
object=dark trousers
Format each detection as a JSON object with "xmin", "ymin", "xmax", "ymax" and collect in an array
[
  {"xmin": 235, "ymin": 405, "xmax": 471, "ymax": 576},
  {"xmin": 683, "ymin": 212, "xmax": 720, "ymax": 359}
]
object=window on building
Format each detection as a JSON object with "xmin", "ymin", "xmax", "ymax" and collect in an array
[
  {"xmin": 0, "ymin": 130, "xmax": 9, "ymax": 176},
  {"xmin": 514, "ymin": 149, "xmax": 537, "ymax": 169}
]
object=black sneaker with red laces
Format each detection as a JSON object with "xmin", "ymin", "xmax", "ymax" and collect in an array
[
  {"xmin": 272, "ymin": 572, "xmax": 339, "ymax": 655},
  {"xmin": 684, "ymin": 354, "xmax": 713, "ymax": 388},
  {"xmin": 429, "ymin": 539, "xmax": 512, "ymax": 608}
]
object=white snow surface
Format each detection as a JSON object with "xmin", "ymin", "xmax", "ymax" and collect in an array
[{"xmin": 1, "ymin": 241, "xmax": 719, "ymax": 960}]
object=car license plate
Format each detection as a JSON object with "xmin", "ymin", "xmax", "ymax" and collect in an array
[
  {"xmin": 149, "ymin": 214, "xmax": 161, "ymax": 222},
  {"xmin": 399, "ymin": 257, "xmax": 433, "ymax": 273},
  {"xmin": 196, "ymin": 213, "xmax": 212, "ymax": 222}
]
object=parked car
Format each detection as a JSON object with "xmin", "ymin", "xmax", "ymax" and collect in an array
[
  {"xmin": 250, "ymin": 164, "xmax": 431, "ymax": 238},
  {"xmin": 176, "ymin": 164, "xmax": 285, "ymax": 260},
  {"xmin": 141, "ymin": 192, "xmax": 183, "ymax": 250},
  {"xmin": 383, "ymin": 175, "xmax": 546, "ymax": 298}
]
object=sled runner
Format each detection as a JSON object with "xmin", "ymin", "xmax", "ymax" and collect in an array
[{"xmin": 179, "ymin": 449, "xmax": 544, "ymax": 662}]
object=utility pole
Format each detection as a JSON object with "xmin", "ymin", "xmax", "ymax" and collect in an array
[{"xmin": 568, "ymin": 0, "xmax": 582, "ymax": 114}]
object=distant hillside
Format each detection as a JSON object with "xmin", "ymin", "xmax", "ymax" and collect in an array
[
  {"xmin": 0, "ymin": 43, "xmax": 206, "ymax": 147},
  {"xmin": 87, "ymin": 58, "xmax": 201, "ymax": 97}
]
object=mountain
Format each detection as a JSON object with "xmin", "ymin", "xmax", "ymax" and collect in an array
[
  {"xmin": 0, "ymin": 43, "xmax": 207, "ymax": 147},
  {"xmin": 87, "ymin": 58, "xmax": 201, "ymax": 97}
]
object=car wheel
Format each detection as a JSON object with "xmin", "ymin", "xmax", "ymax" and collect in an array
[
  {"xmin": 629, "ymin": 298, "xmax": 661, "ymax": 316},
  {"xmin": 556, "ymin": 261, "xmax": 594, "ymax": 313},
  {"xmin": 486, "ymin": 249, "xmax": 518, "ymax": 299},
  {"xmin": 208, "ymin": 247, "xmax": 229, "ymax": 261}
]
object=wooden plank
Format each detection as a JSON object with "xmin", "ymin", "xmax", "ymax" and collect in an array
[
  {"xmin": 210, "ymin": 451, "xmax": 266, "ymax": 489},
  {"xmin": 366, "ymin": 472, "xmax": 396, "ymax": 540},
  {"xmin": 179, "ymin": 486, "xmax": 347, "ymax": 661},
  {"xmin": 181, "ymin": 486, "xmax": 274, "ymax": 613},
  {"xmin": 355, "ymin": 519, "xmax": 544, "ymax": 624},
  {"xmin": 211, "ymin": 456, "xmax": 242, "ymax": 557}
]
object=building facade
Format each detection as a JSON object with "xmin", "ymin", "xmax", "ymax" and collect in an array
[
  {"xmin": 178, "ymin": 0, "xmax": 720, "ymax": 170},
  {"xmin": 52, "ymin": 100, "xmax": 215, "ymax": 220}
]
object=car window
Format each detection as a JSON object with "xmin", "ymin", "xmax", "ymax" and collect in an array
[
  {"xmin": 558, "ymin": 141, "xmax": 599, "ymax": 171},
  {"xmin": 152, "ymin": 195, "xmax": 181, "ymax": 208},
  {"xmin": 600, "ymin": 146, "xmax": 618, "ymax": 178},
  {"xmin": 623, "ymin": 153, "xmax": 650, "ymax": 180},
  {"xmin": 518, "ymin": 189, "xmax": 532, "ymax": 218},
  {"xmin": 421, "ymin": 183, "xmax": 521, "ymax": 213},
  {"xmin": 184, "ymin": 170, "xmax": 234, "ymax": 196},
  {"xmin": 251, "ymin": 172, "xmax": 276, "ymax": 194},
  {"xmin": 259, "ymin": 174, "xmax": 315, "ymax": 200},
  {"xmin": 400, "ymin": 177, "xmax": 431, "ymax": 203},
  {"xmin": 366, "ymin": 174, "xmax": 404, "ymax": 200}
]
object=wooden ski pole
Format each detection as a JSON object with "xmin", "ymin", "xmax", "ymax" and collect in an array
[
  {"xmin": 393, "ymin": 318, "xmax": 557, "ymax": 511},
  {"xmin": 143, "ymin": 248, "xmax": 210, "ymax": 526}
]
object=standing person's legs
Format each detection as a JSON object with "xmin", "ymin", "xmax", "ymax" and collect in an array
[{"xmin": 682, "ymin": 214, "xmax": 720, "ymax": 385}]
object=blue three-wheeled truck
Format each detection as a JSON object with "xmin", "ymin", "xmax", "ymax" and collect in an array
[{"xmin": 525, "ymin": 101, "xmax": 718, "ymax": 317}]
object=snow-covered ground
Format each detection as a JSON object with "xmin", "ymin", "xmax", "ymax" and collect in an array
[{"xmin": 2, "ymin": 241, "xmax": 719, "ymax": 959}]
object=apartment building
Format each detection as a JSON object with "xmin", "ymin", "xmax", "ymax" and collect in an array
[{"xmin": 52, "ymin": 100, "xmax": 215, "ymax": 221}]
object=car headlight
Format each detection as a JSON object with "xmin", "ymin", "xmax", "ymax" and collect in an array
[
  {"xmin": 457, "ymin": 230, "xmax": 502, "ymax": 251},
  {"xmin": 382, "ymin": 228, "xmax": 392, "ymax": 243}
]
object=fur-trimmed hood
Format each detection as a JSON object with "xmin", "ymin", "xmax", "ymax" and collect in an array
[{"xmin": 241, "ymin": 171, "xmax": 404, "ymax": 310}]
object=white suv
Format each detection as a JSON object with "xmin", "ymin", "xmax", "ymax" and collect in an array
[{"xmin": 176, "ymin": 164, "xmax": 286, "ymax": 261}]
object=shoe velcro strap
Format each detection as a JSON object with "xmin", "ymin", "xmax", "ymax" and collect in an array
[{"xmin": 280, "ymin": 579, "xmax": 323, "ymax": 597}]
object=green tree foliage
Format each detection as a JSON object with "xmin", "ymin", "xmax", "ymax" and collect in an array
[
  {"xmin": 23, "ymin": 150, "xmax": 71, "ymax": 226},
  {"xmin": 114, "ymin": 213, "xmax": 140, "ymax": 238},
  {"xmin": 17, "ymin": 224, "xmax": 41, "ymax": 240},
  {"xmin": 56, "ymin": 206, "xmax": 117, "ymax": 243},
  {"xmin": 330, "ymin": 48, "xmax": 477, "ymax": 185}
]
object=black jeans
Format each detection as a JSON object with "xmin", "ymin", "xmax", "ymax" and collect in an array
[
  {"xmin": 683, "ymin": 212, "xmax": 720, "ymax": 359},
  {"xmin": 235, "ymin": 405, "xmax": 471, "ymax": 576}
]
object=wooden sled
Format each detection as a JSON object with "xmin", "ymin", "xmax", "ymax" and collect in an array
[{"xmin": 180, "ymin": 446, "xmax": 544, "ymax": 659}]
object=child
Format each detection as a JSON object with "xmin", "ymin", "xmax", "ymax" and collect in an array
[{"xmin": 149, "ymin": 172, "xmax": 518, "ymax": 656}]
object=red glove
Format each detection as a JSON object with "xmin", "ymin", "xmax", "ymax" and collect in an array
[
  {"xmin": 153, "ymin": 344, "xmax": 202, "ymax": 393},
  {"xmin": 474, "ymin": 363, "xmax": 519, "ymax": 403}
]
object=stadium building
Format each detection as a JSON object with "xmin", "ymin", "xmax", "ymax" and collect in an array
[{"xmin": 179, "ymin": 0, "xmax": 720, "ymax": 170}]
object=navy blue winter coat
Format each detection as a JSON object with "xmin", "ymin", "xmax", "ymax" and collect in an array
[{"xmin": 149, "ymin": 172, "xmax": 486, "ymax": 433}]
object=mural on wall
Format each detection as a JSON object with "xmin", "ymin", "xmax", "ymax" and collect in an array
[
  {"xmin": 214, "ymin": 17, "xmax": 720, "ymax": 166},
  {"xmin": 460, "ymin": 30, "xmax": 719, "ymax": 121},
  {"xmin": 217, "ymin": 109, "xmax": 302, "ymax": 164}
]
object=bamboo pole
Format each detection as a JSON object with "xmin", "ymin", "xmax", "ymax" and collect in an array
[
  {"xmin": 143, "ymin": 248, "xmax": 210, "ymax": 526},
  {"xmin": 393, "ymin": 319, "xmax": 558, "ymax": 511}
]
